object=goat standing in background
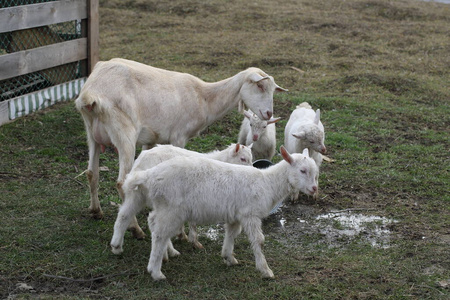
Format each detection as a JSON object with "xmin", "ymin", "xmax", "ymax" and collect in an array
[
  {"xmin": 284, "ymin": 102, "xmax": 326, "ymax": 200},
  {"xmin": 238, "ymin": 109, "xmax": 281, "ymax": 160},
  {"xmin": 284, "ymin": 102, "xmax": 326, "ymax": 166}
]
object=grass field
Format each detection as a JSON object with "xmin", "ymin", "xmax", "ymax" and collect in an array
[{"xmin": 1, "ymin": 0, "xmax": 449, "ymax": 299}]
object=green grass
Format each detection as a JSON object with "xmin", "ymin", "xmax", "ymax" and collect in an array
[{"xmin": 1, "ymin": 0, "xmax": 449, "ymax": 299}]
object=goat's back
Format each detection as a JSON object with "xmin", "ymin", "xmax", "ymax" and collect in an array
[
  {"xmin": 76, "ymin": 58, "xmax": 213, "ymax": 146},
  {"xmin": 141, "ymin": 157, "xmax": 270, "ymax": 222},
  {"xmin": 149, "ymin": 157, "xmax": 262, "ymax": 197},
  {"xmin": 286, "ymin": 107, "xmax": 316, "ymax": 125},
  {"xmin": 131, "ymin": 145, "xmax": 198, "ymax": 172}
]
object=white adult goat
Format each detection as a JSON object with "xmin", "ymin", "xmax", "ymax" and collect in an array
[
  {"xmin": 117, "ymin": 146, "xmax": 318, "ymax": 280},
  {"xmin": 238, "ymin": 110, "xmax": 280, "ymax": 160},
  {"xmin": 284, "ymin": 102, "xmax": 326, "ymax": 166},
  {"xmin": 75, "ymin": 58, "xmax": 287, "ymax": 231},
  {"xmin": 110, "ymin": 143, "xmax": 253, "ymax": 250}
]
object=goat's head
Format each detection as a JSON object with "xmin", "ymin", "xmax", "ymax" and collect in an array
[
  {"xmin": 280, "ymin": 146, "xmax": 319, "ymax": 196},
  {"xmin": 292, "ymin": 124, "xmax": 326, "ymax": 154},
  {"xmin": 229, "ymin": 143, "xmax": 253, "ymax": 165},
  {"xmin": 244, "ymin": 110, "xmax": 281, "ymax": 142},
  {"xmin": 239, "ymin": 68, "xmax": 287, "ymax": 120}
]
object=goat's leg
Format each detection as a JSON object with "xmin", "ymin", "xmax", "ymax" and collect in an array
[
  {"xmin": 177, "ymin": 225, "xmax": 189, "ymax": 242},
  {"xmin": 147, "ymin": 211, "xmax": 181, "ymax": 280},
  {"xmin": 86, "ymin": 134, "xmax": 102, "ymax": 219},
  {"xmin": 187, "ymin": 223, "xmax": 204, "ymax": 249},
  {"xmin": 115, "ymin": 141, "xmax": 146, "ymax": 239},
  {"xmin": 166, "ymin": 240, "xmax": 180, "ymax": 259},
  {"xmin": 147, "ymin": 232, "xmax": 169, "ymax": 280},
  {"xmin": 290, "ymin": 191, "xmax": 300, "ymax": 202},
  {"xmin": 110, "ymin": 190, "xmax": 146, "ymax": 254},
  {"xmin": 222, "ymin": 222, "xmax": 241, "ymax": 266},
  {"xmin": 115, "ymin": 140, "xmax": 136, "ymax": 200},
  {"xmin": 242, "ymin": 217, "xmax": 274, "ymax": 278}
]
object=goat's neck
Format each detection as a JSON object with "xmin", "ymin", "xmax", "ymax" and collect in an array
[
  {"xmin": 261, "ymin": 162, "xmax": 293, "ymax": 208},
  {"xmin": 205, "ymin": 149, "xmax": 222, "ymax": 160},
  {"xmin": 202, "ymin": 72, "xmax": 245, "ymax": 123}
]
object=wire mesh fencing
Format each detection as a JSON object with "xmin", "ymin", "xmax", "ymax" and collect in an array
[{"xmin": 0, "ymin": 0, "xmax": 83, "ymax": 102}]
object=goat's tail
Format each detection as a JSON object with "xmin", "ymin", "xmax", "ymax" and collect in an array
[
  {"xmin": 75, "ymin": 91, "xmax": 103, "ymax": 114},
  {"xmin": 296, "ymin": 102, "xmax": 312, "ymax": 109},
  {"xmin": 123, "ymin": 170, "xmax": 149, "ymax": 192}
]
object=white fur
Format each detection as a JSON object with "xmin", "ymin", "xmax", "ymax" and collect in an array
[
  {"xmin": 238, "ymin": 110, "xmax": 281, "ymax": 160},
  {"xmin": 75, "ymin": 58, "xmax": 287, "ymax": 231},
  {"xmin": 110, "ymin": 143, "xmax": 253, "ymax": 255},
  {"xmin": 284, "ymin": 102, "xmax": 326, "ymax": 166},
  {"xmin": 118, "ymin": 147, "xmax": 318, "ymax": 280}
]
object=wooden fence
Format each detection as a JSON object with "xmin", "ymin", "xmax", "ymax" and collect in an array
[{"xmin": 0, "ymin": 0, "xmax": 99, "ymax": 125}]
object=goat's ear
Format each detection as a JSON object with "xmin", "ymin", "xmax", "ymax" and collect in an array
[
  {"xmin": 249, "ymin": 73, "xmax": 269, "ymax": 83},
  {"xmin": 275, "ymin": 84, "xmax": 288, "ymax": 92},
  {"xmin": 234, "ymin": 143, "xmax": 240, "ymax": 155},
  {"xmin": 292, "ymin": 132, "xmax": 306, "ymax": 139},
  {"xmin": 244, "ymin": 110, "xmax": 252, "ymax": 119},
  {"xmin": 314, "ymin": 109, "xmax": 321, "ymax": 125},
  {"xmin": 268, "ymin": 117, "xmax": 281, "ymax": 124},
  {"xmin": 280, "ymin": 146, "xmax": 294, "ymax": 165},
  {"xmin": 247, "ymin": 143, "xmax": 253, "ymax": 149},
  {"xmin": 302, "ymin": 148, "xmax": 309, "ymax": 157}
]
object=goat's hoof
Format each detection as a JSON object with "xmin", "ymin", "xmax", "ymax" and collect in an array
[
  {"xmin": 89, "ymin": 208, "xmax": 103, "ymax": 219},
  {"xmin": 223, "ymin": 256, "xmax": 239, "ymax": 266},
  {"xmin": 193, "ymin": 241, "xmax": 204, "ymax": 249},
  {"xmin": 261, "ymin": 269, "xmax": 274, "ymax": 279},
  {"xmin": 111, "ymin": 245, "xmax": 123, "ymax": 255},
  {"xmin": 178, "ymin": 233, "xmax": 189, "ymax": 241},
  {"xmin": 148, "ymin": 269, "xmax": 166, "ymax": 281},
  {"xmin": 130, "ymin": 227, "xmax": 146, "ymax": 240},
  {"xmin": 168, "ymin": 249, "xmax": 181, "ymax": 257}
]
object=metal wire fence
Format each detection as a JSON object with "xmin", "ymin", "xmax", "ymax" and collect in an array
[
  {"xmin": 0, "ymin": 0, "xmax": 56, "ymax": 8},
  {"xmin": 0, "ymin": 0, "xmax": 83, "ymax": 101}
]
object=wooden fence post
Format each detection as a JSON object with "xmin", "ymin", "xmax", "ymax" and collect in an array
[{"xmin": 88, "ymin": 0, "xmax": 99, "ymax": 73}]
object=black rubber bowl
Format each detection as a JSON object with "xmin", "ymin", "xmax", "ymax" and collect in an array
[{"xmin": 252, "ymin": 159, "xmax": 274, "ymax": 169}]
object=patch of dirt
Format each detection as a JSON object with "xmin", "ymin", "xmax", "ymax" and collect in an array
[{"xmin": 263, "ymin": 202, "xmax": 399, "ymax": 249}]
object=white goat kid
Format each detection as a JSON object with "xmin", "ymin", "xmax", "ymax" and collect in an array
[
  {"xmin": 75, "ymin": 58, "xmax": 287, "ymax": 237},
  {"xmin": 284, "ymin": 102, "xmax": 326, "ymax": 166},
  {"xmin": 124, "ymin": 146, "xmax": 318, "ymax": 280},
  {"xmin": 110, "ymin": 143, "xmax": 253, "ymax": 255},
  {"xmin": 238, "ymin": 110, "xmax": 281, "ymax": 160}
]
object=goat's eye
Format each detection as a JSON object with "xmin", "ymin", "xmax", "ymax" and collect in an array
[
  {"xmin": 240, "ymin": 157, "xmax": 246, "ymax": 162},
  {"xmin": 257, "ymin": 83, "xmax": 264, "ymax": 92},
  {"xmin": 300, "ymin": 169, "xmax": 306, "ymax": 174},
  {"xmin": 263, "ymin": 126, "xmax": 267, "ymax": 129},
  {"xmin": 310, "ymin": 140, "xmax": 315, "ymax": 143}
]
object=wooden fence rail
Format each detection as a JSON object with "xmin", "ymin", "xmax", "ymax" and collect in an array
[{"xmin": 0, "ymin": 0, "xmax": 98, "ymax": 125}]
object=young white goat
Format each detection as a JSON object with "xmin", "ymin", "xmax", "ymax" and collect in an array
[
  {"xmin": 238, "ymin": 110, "xmax": 281, "ymax": 160},
  {"xmin": 110, "ymin": 143, "xmax": 253, "ymax": 254},
  {"xmin": 284, "ymin": 102, "xmax": 326, "ymax": 166},
  {"xmin": 118, "ymin": 146, "xmax": 318, "ymax": 280},
  {"xmin": 75, "ymin": 58, "xmax": 287, "ymax": 235}
]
